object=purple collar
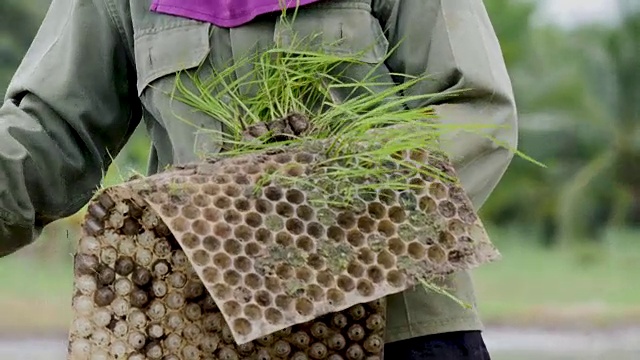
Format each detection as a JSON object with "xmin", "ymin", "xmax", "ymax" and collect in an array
[{"xmin": 151, "ymin": 0, "xmax": 324, "ymax": 28}]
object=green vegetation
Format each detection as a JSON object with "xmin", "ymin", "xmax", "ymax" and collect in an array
[
  {"xmin": 172, "ymin": 41, "xmax": 454, "ymax": 203},
  {"xmin": 475, "ymin": 227, "xmax": 640, "ymax": 328},
  {"xmin": 479, "ymin": 0, "xmax": 640, "ymax": 246}
]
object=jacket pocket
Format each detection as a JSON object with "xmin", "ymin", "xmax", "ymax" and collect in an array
[
  {"xmin": 132, "ymin": 21, "xmax": 224, "ymax": 165},
  {"xmin": 273, "ymin": 4, "xmax": 389, "ymax": 64},
  {"xmin": 133, "ymin": 21, "xmax": 211, "ymax": 96}
]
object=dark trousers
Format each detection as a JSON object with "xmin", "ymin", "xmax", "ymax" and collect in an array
[{"xmin": 385, "ymin": 331, "xmax": 491, "ymax": 359}]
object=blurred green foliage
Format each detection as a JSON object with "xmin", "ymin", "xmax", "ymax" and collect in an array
[
  {"xmin": 1, "ymin": 0, "xmax": 639, "ymax": 250},
  {"xmin": 0, "ymin": 0, "xmax": 46, "ymax": 94}
]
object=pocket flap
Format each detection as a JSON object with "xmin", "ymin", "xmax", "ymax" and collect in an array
[{"xmin": 134, "ymin": 23, "xmax": 211, "ymax": 95}]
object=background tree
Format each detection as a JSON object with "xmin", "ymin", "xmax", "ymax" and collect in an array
[{"xmin": 0, "ymin": 0, "xmax": 50, "ymax": 93}]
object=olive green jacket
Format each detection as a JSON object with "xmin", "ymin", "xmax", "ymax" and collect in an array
[{"xmin": 0, "ymin": 0, "xmax": 517, "ymax": 343}]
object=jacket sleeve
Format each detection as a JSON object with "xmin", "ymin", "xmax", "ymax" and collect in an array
[
  {"xmin": 372, "ymin": 0, "xmax": 518, "ymax": 209},
  {"xmin": 0, "ymin": 0, "xmax": 141, "ymax": 257}
]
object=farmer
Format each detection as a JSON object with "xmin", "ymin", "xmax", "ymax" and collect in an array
[{"xmin": 0, "ymin": 0, "xmax": 516, "ymax": 358}]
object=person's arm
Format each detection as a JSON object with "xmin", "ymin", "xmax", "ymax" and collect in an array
[
  {"xmin": 0, "ymin": 0, "xmax": 141, "ymax": 257},
  {"xmin": 372, "ymin": 0, "xmax": 518, "ymax": 209}
]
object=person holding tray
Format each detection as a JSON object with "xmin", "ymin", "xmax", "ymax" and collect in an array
[{"xmin": 0, "ymin": 0, "xmax": 517, "ymax": 359}]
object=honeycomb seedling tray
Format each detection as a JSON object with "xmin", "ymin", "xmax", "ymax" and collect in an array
[{"xmin": 67, "ymin": 143, "xmax": 499, "ymax": 359}]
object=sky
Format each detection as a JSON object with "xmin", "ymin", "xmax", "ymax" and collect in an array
[{"xmin": 538, "ymin": 0, "xmax": 619, "ymax": 27}]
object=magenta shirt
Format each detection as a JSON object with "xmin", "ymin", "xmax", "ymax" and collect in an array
[{"xmin": 150, "ymin": 0, "xmax": 324, "ymax": 28}]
